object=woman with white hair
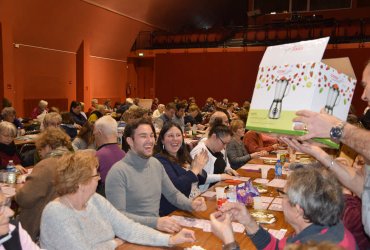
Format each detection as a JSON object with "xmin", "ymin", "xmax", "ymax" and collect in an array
[
  {"xmin": 0, "ymin": 121, "xmax": 26, "ymax": 173},
  {"xmin": 152, "ymin": 104, "xmax": 165, "ymax": 119},
  {"xmin": 1, "ymin": 107, "xmax": 25, "ymax": 136},
  {"xmin": 31, "ymin": 100, "xmax": 48, "ymax": 119}
]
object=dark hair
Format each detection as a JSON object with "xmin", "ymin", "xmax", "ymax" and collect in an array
[
  {"xmin": 155, "ymin": 122, "xmax": 192, "ymax": 166},
  {"xmin": 61, "ymin": 112, "xmax": 74, "ymax": 125},
  {"xmin": 69, "ymin": 101, "xmax": 81, "ymax": 113},
  {"xmin": 76, "ymin": 121, "xmax": 94, "ymax": 145},
  {"xmin": 208, "ymin": 118, "xmax": 232, "ymax": 138},
  {"xmin": 175, "ymin": 102, "xmax": 186, "ymax": 112},
  {"xmin": 165, "ymin": 102, "xmax": 176, "ymax": 110},
  {"xmin": 122, "ymin": 118, "xmax": 156, "ymax": 152}
]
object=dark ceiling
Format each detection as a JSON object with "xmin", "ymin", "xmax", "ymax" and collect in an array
[
  {"xmin": 84, "ymin": 0, "xmax": 248, "ymax": 32},
  {"xmin": 1, "ymin": 0, "xmax": 247, "ymax": 60}
]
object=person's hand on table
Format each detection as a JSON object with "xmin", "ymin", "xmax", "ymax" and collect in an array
[
  {"xmin": 225, "ymin": 168, "xmax": 239, "ymax": 177},
  {"xmin": 168, "ymin": 228, "xmax": 196, "ymax": 246},
  {"xmin": 251, "ymin": 151, "xmax": 268, "ymax": 159},
  {"xmin": 219, "ymin": 202, "xmax": 259, "ymax": 234},
  {"xmin": 15, "ymin": 165, "xmax": 27, "ymax": 174},
  {"xmin": 271, "ymin": 144, "xmax": 279, "ymax": 150},
  {"xmin": 156, "ymin": 216, "xmax": 182, "ymax": 233},
  {"xmin": 293, "ymin": 109, "xmax": 341, "ymax": 141},
  {"xmin": 191, "ymin": 197, "xmax": 207, "ymax": 212},
  {"xmin": 191, "ymin": 149, "xmax": 209, "ymax": 175},
  {"xmin": 220, "ymin": 173, "xmax": 234, "ymax": 180},
  {"xmin": 210, "ymin": 211, "xmax": 235, "ymax": 244}
]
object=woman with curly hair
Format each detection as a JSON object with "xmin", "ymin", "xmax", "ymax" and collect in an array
[{"xmin": 15, "ymin": 127, "xmax": 72, "ymax": 241}]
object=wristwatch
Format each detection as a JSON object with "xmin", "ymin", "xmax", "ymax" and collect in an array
[{"xmin": 330, "ymin": 121, "xmax": 346, "ymax": 142}]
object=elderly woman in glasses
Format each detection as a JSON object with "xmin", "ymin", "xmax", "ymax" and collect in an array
[
  {"xmin": 40, "ymin": 151, "xmax": 196, "ymax": 250},
  {"xmin": 0, "ymin": 121, "xmax": 26, "ymax": 173},
  {"xmin": 15, "ymin": 127, "xmax": 72, "ymax": 241},
  {"xmin": 0, "ymin": 191, "xmax": 39, "ymax": 249}
]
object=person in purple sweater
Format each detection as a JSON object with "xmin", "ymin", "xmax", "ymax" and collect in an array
[
  {"xmin": 94, "ymin": 115, "xmax": 125, "ymax": 196},
  {"xmin": 154, "ymin": 122, "xmax": 208, "ymax": 216}
]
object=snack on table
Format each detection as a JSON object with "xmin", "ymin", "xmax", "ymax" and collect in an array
[
  {"xmin": 263, "ymin": 159, "xmax": 277, "ymax": 165},
  {"xmin": 255, "ymin": 184, "xmax": 268, "ymax": 193},
  {"xmin": 250, "ymin": 211, "xmax": 276, "ymax": 224}
]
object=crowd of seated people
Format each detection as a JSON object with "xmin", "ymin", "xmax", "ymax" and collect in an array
[{"xmin": 2, "ymin": 73, "xmax": 370, "ymax": 250}]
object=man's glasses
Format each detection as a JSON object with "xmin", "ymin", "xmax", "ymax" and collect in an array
[{"xmin": 218, "ymin": 137, "xmax": 227, "ymax": 146}]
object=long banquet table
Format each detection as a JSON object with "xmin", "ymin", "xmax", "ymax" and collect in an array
[{"xmin": 118, "ymin": 157, "xmax": 294, "ymax": 250}]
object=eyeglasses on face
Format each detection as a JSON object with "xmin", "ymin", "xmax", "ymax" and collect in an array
[
  {"xmin": 218, "ymin": 136, "xmax": 227, "ymax": 146},
  {"xmin": 91, "ymin": 173, "xmax": 101, "ymax": 179}
]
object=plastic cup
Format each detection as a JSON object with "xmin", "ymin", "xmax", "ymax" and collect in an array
[
  {"xmin": 261, "ymin": 167, "xmax": 269, "ymax": 179},
  {"xmin": 215, "ymin": 187, "xmax": 225, "ymax": 200},
  {"xmin": 276, "ymin": 153, "xmax": 281, "ymax": 160}
]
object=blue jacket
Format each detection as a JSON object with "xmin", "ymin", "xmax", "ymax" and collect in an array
[{"xmin": 155, "ymin": 154, "xmax": 207, "ymax": 216}]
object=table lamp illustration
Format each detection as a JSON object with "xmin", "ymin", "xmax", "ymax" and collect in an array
[
  {"xmin": 324, "ymin": 84, "xmax": 340, "ymax": 115},
  {"xmin": 268, "ymin": 78, "xmax": 290, "ymax": 119}
]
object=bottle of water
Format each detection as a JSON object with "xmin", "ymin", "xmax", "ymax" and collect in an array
[
  {"xmin": 17, "ymin": 127, "xmax": 21, "ymax": 137},
  {"xmin": 6, "ymin": 160, "xmax": 16, "ymax": 184},
  {"xmin": 226, "ymin": 185, "xmax": 237, "ymax": 203},
  {"xmin": 275, "ymin": 159, "xmax": 282, "ymax": 179},
  {"xmin": 192, "ymin": 124, "xmax": 197, "ymax": 136}
]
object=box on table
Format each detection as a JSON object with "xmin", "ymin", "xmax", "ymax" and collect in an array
[{"xmin": 246, "ymin": 37, "xmax": 357, "ymax": 148}]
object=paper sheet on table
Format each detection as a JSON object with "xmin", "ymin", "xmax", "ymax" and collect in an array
[
  {"xmin": 171, "ymin": 215, "xmax": 197, "ymax": 227},
  {"xmin": 241, "ymin": 164, "xmax": 265, "ymax": 171},
  {"xmin": 259, "ymin": 157, "xmax": 277, "ymax": 160},
  {"xmin": 269, "ymin": 203, "xmax": 283, "ymax": 211},
  {"xmin": 0, "ymin": 185, "xmax": 16, "ymax": 197},
  {"xmin": 201, "ymin": 191, "xmax": 216, "ymax": 198},
  {"xmin": 253, "ymin": 178, "xmax": 270, "ymax": 184},
  {"xmin": 233, "ymin": 176, "xmax": 250, "ymax": 182},
  {"xmin": 260, "ymin": 196, "xmax": 274, "ymax": 203},
  {"xmin": 272, "ymin": 197, "xmax": 283, "ymax": 204},
  {"xmin": 232, "ymin": 222, "xmax": 246, "ymax": 233},
  {"xmin": 254, "ymin": 202, "xmax": 270, "ymax": 210},
  {"xmin": 171, "ymin": 215, "xmax": 245, "ymax": 233},
  {"xmin": 268, "ymin": 229, "xmax": 287, "ymax": 240},
  {"xmin": 267, "ymin": 179, "xmax": 287, "ymax": 188}
]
